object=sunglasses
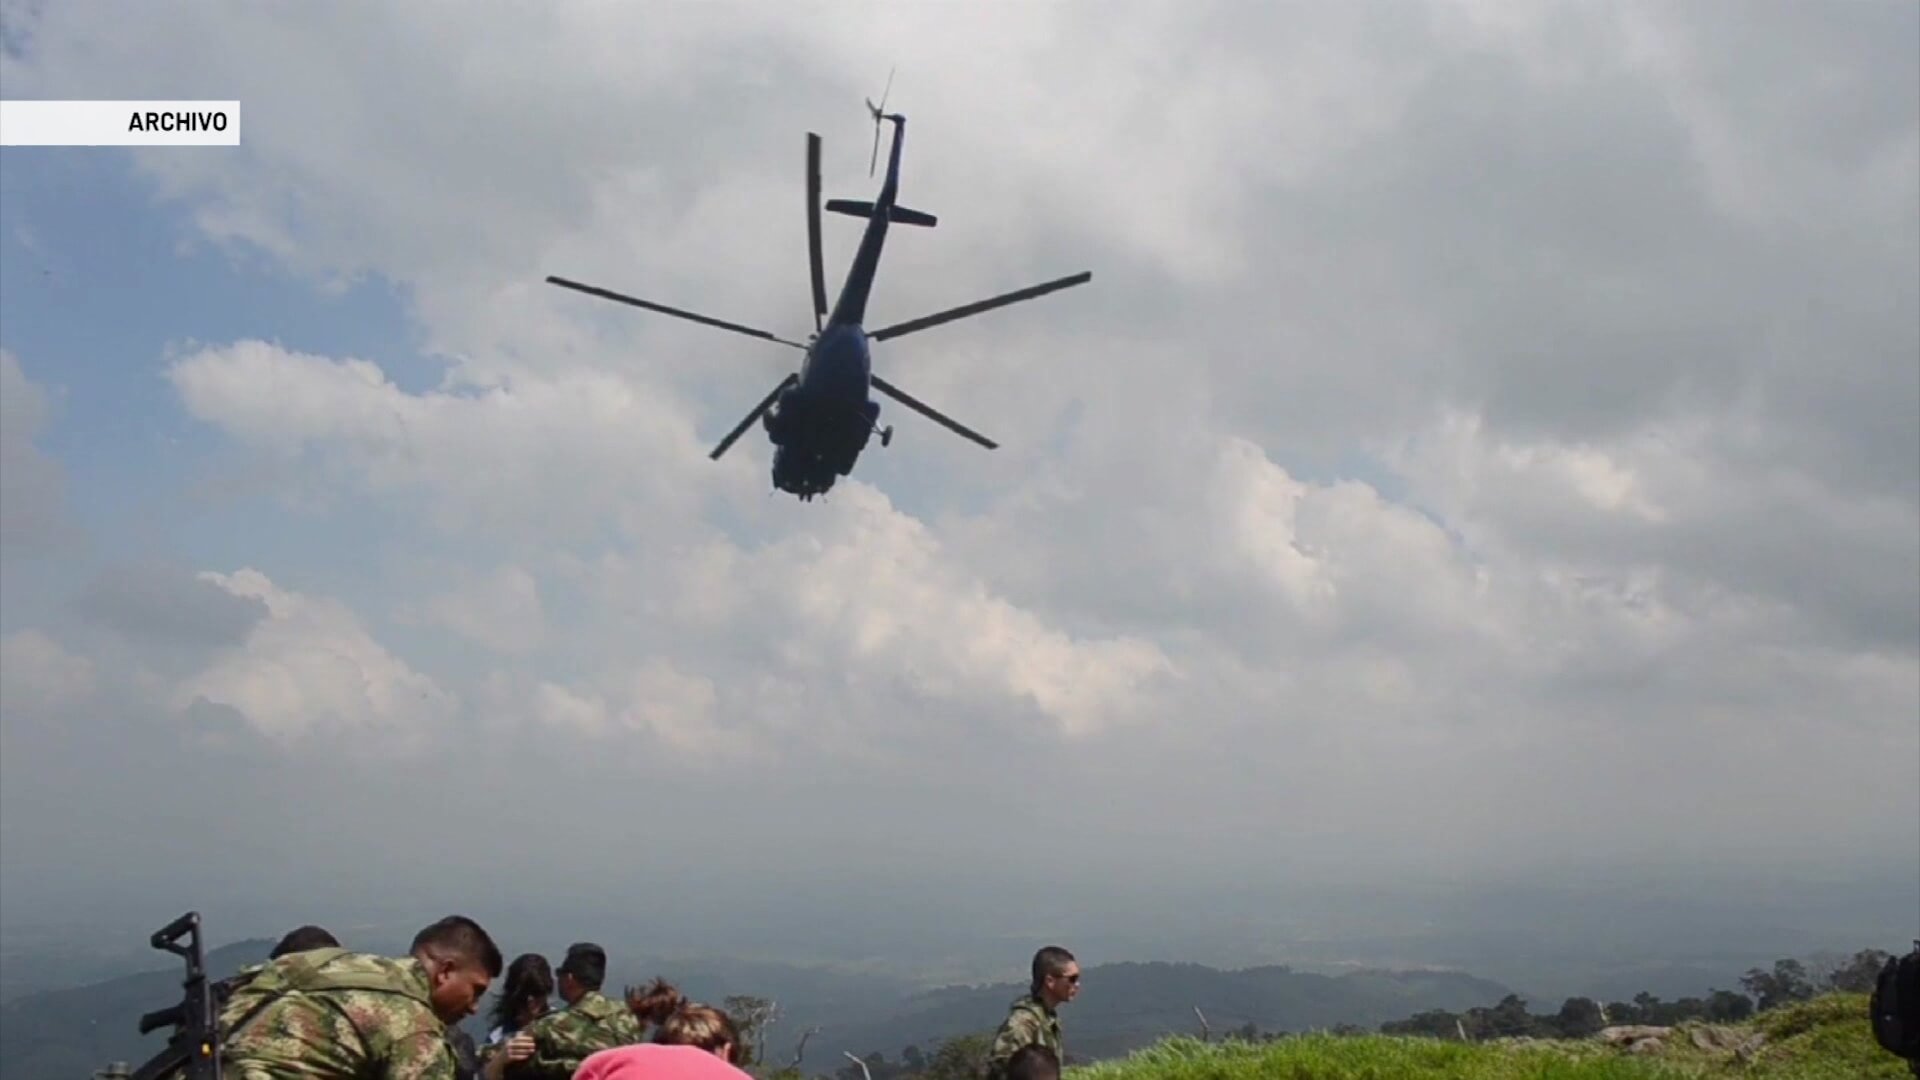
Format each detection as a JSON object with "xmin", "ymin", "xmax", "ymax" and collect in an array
[{"xmin": 1053, "ymin": 973, "xmax": 1081, "ymax": 984}]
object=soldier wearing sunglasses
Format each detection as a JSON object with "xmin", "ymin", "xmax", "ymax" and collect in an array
[{"xmin": 987, "ymin": 947, "xmax": 1079, "ymax": 1080}]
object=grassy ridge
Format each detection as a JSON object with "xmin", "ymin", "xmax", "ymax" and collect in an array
[
  {"xmin": 1066, "ymin": 1035, "xmax": 1684, "ymax": 1079},
  {"xmin": 1657, "ymin": 994, "xmax": 1911, "ymax": 1079},
  {"xmin": 1064, "ymin": 994, "xmax": 1910, "ymax": 1080}
]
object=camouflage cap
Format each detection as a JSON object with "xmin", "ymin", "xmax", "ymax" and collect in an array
[{"xmin": 93, "ymin": 1063, "xmax": 133, "ymax": 1080}]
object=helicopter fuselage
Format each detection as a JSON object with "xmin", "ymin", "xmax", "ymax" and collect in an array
[
  {"xmin": 762, "ymin": 115, "xmax": 909, "ymax": 500},
  {"xmin": 765, "ymin": 323, "xmax": 881, "ymax": 499}
]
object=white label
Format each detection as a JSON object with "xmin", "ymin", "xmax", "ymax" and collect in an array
[{"xmin": 1, "ymin": 101, "xmax": 242, "ymax": 146}]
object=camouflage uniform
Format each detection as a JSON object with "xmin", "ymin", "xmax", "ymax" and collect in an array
[
  {"xmin": 986, "ymin": 994, "xmax": 1062, "ymax": 1079},
  {"xmin": 214, "ymin": 962, "xmax": 268, "ymax": 1023},
  {"xmin": 507, "ymin": 990, "xmax": 643, "ymax": 1080},
  {"xmin": 218, "ymin": 947, "xmax": 455, "ymax": 1080}
]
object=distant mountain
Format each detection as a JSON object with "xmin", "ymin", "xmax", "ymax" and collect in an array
[
  {"xmin": 0, "ymin": 942, "xmax": 181, "ymax": 1005},
  {"xmin": 0, "ymin": 937, "xmax": 272, "ymax": 1080},
  {"xmin": 810, "ymin": 960, "xmax": 1514, "ymax": 1065}
]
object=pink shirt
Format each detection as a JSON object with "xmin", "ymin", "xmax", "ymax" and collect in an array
[{"xmin": 573, "ymin": 1044, "xmax": 753, "ymax": 1080}]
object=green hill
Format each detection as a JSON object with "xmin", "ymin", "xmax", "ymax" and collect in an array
[
  {"xmin": 1062, "ymin": 994, "xmax": 1908, "ymax": 1079},
  {"xmin": 0, "ymin": 937, "xmax": 273, "ymax": 1079}
]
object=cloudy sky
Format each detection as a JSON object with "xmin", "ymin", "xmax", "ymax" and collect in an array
[{"xmin": 1, "ymin": 1, "xmax": 1915, "ymax": 976}]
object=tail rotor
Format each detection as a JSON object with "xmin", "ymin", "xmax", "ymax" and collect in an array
[{"xmin": 865, "ymin": 66, "xmax": 895, "ymax": 177}]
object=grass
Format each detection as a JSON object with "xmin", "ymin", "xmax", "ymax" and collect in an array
[
  {"xmin": 1063, "ymin": 994, "xmax": 1913, "ymax": 1080},
  {"xmin": 1065, "ymin": 1033, "xmax": 1695, "ymax": 1080},
  {"xmin": 1654, "ymin": 993, "xmax": 1915, "ymax": 1079}
]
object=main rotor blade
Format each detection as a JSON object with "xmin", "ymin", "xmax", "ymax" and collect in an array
[
  {"xmin": 711, "ymin": 373, "xmax": 799, "ymax": 460},
  {"xmin": 867, "ymin": 271, "xmax": 1092, "ymax": 342},
  {"xmin": 547, "ymin": 275, "xmax": 806, "ymax": 348},
  {"xmin": 807, "ymin": 133, "xmax": 828, "ymax": 332},
  {"xmin": 871, "ymin": 375, "xmax": 997, "ymax": 449}
]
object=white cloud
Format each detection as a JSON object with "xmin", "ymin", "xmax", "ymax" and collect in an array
[
  {"xmin": 0, "ymin": 350, "xmax": 74, "ymax": 555},
  {"xmin": 166, "ymin": 337, "xmax": 1178, "ymax": 745},
  {"xmin": 531, "ymin": 679, "xmax": 611, "ymax": 740},
  {"xmin": 754, "ymin": 485, "xmax": 1179, "ymax": 739},
  {"xmin": 0, "ymin": 630, "xmax": 99, "ymax": 717},
  {"xmin": 413, "ymin": 564, "xmax": 548, "ymax": 656},
  {"xmin": 530, "ymin": 659, "xmax": 733, "ymax": 759},
  {"xmin": 165, "ymin": 339, "xmax": 720, "ymax": 541},
  {"xmin": 173, "ymin": 568, "xmax": 458, "ymax": 751},
  {"xmin": 1384, "ymin": 408, "xmax": 1920, "ymax": 651}
]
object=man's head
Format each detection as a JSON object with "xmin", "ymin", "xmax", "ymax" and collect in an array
[
  {"xmin": 557, "ymin": 942, "xmax": 607, "ymax": 1004},
  {"xmin": 1004, "ymin": 1045, "xmax": 1061, "ymax": 1080},
  {"xmin": 269, "ymin": 925, "xmax": 340, "ymax": 960},
  {"xmin": 1030, "ymin": 946, "xmax": 1080, "ymax": 1008},
  {"xmin": 410, "ymin": 915, "xmax": 504, "ymax": 1024}
]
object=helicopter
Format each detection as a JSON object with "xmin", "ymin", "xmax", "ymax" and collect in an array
[{"xmin": 545, "ymin": 86, "xmax": 1092, "ymax": 501}]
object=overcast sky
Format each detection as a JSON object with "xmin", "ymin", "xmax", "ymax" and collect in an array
[{"xmin": 1, "ymin": 1, "xmax": 1914, "ymax": 975}]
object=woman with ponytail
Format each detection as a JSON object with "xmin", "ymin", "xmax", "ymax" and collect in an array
[
  {"xmin": 625, "ymin": 976, "xmax": 687, "ymax": 1034},
  {"xmin": 479, "ymin": 953, "xmax": 554, "ymax": 1080},
  {"xmin": 574, "ymin": 1001, "xmax": 752, "ymax": 1080}
]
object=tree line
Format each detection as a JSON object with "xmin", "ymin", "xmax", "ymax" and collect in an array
[{"xmin": 1375, "ymin": 949, "xmax": 1891, "ymax": 1043}]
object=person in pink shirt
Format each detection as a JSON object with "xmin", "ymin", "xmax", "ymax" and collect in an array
[
  {"xmin": 572, "ymin": 1043, "xmax": 751, "ymax": 1080},
  {"xmin": 574, "ymin": 1004, "xmax": 752, "ymax": 1080}
]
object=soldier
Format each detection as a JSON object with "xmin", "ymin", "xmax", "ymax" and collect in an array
[
  {"xmin": 1872, "ymin": 942, "xmax": 1920, "ymax": 1077},
  {"xmin": 208, "ymin": 922, "xmax": 346, "ymax": 1035},
  {"xmin": 508, "ymin": 942, "xmax": 644, "ymax": 1079},
  {"xmin": 224, "ymin": 925, "xmax": 342, "ymax": 992},
  {"xmin": 986, "ymin": 946, "xmax": 1079, "ymax": 1080},
  {"xmin": 271, "ymin": 925, "xmax": 341, "ymax": 959},
  {"xmin": 220, "ymin": 914, "xmax": 503, "ymax": 1080},
  {"xmin": 93, "ymin": 1062, "xmax": 133, "ymax": 1080}
]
